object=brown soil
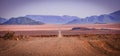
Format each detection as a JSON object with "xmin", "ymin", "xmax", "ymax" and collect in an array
[{"xmin": 0, "ymin": 34, "xmax": 120, "ymax": 56}]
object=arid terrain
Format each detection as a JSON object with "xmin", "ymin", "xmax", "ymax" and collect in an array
[
  {"xmin": 0, "ymin": 24, "xmax": 120, "ymax": 56},
  {"xmin": 0, "ymin": 34, "xmax": 120, "ymax": 56},
  {"xmin": 0, "ymin": 24, "xmax": 120, "ymax": 31}
]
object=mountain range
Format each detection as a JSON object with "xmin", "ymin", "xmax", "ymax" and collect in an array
[
  {"xmin": 0, "ymin": 10, "xmax": 120, "ymax": 25},
  {"xmin": 25, "ymin": 15, "xmax": 77, "ymax": 24},
  {"xmin": 0, "ymin": 17, "xmax": 7, "ymax": 24},
  {"xmin": 2, "ymin": 17, "xmax": 44, "ymax": 25},
  {"xmin": 67, "ymin": 10, "xmax": 120, "ymax": 24}
]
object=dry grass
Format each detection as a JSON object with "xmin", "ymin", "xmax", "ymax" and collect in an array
[
  {"xmin": 0, "ymin": 34, "xmax": 120, "ymax": 56},
  {"xmin": 0, "ymin": 24, "xmax": 120, "ymax": 56}
]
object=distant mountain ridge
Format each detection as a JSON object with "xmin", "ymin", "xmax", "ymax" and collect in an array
[
  {"xmin": 26, "ymin": 15, "xmax": 77, "ymax": 24},
  {"xmin": 3, "ymin": 17, "xmax": 44, "ymax": 25},
  {"xmin": 0, "ymin": 10, "xmax": 120, "ymax": 25},
  {"xmin": 67, "ymin": 10, "xmax": 120, "ymax": 24},
  {"xmin": 0, "ymin": 17, "xmax": 7, "ymax": 24}
]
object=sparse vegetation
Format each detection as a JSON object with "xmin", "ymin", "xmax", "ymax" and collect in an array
[
  {"xmin": 2, "ymin": 31, "xmax": 15, "ymax": 40},
  {"xmin": 0, "ymin": 24, "xmax": 120, "ymax": 56},
  {"xmin": 0, "ymin": 32, "xmax": 120, "ymax": 56}
]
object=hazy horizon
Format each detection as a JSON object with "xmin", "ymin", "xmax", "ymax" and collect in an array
[{"xmin": 0, "ymin": 0, "xmax": 120, "ymax": 19}]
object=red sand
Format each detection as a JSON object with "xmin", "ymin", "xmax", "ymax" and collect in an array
[
  {"xmin": 0, "ymin": 35, "xmax": 120, "ymax": 56},
  {"xmin": 0, "ymin": 24, "xmax": 120, "ymax": 56},
  {"xmin": 0, "ymin": 24, "xmax": 120, "ymax": 31}
]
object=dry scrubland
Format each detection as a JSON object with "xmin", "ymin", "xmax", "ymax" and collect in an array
[
  {"xmin": 0, "ymin": 24, "xmax": 120, "ymax": 56},
  {"xmin": 0, "ymin": 34, "xmax": 120, "ymax": 56},
  {"xmin": 0, "ymin": 24, "xmax": 120, "ymax": 31}
]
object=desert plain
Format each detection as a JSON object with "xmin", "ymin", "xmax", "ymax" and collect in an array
[{"xmin": 0, "ymin": 24, "xmax": 120, "ymax": 56}]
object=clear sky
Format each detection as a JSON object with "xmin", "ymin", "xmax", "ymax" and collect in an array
[{"xmin": 0, "ymin": 0, "xmax": 120, "ymax": 19}]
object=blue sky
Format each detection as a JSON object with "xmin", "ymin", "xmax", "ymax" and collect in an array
[{"xmin": 0, "ymin": 0, "xmax": 120, "ymax": 18}]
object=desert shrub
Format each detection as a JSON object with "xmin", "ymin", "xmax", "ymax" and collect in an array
[
  {"xmin": 0, "ymin": 35, "xmax": 2, "ymax": 40},
  {"xmin": 2, "ymin": 31, "xmax": 15, "ymax": 40}
]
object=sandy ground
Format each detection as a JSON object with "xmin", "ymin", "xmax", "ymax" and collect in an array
[
  {"xmin": 0, "ymin": 24, "xmax": 120, "ymax": 31},
  {"xmin": 0, "ymin": 24, "xmax": 120, "ymax": 56},
  {"xmin": 0, "ymin": 35, "xmax": 120, "ymax": 56}
]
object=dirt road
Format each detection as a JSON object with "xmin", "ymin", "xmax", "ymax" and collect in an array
[{"xmin": 0, "ymin": 37, "xmax": 120, "ymax": 56}]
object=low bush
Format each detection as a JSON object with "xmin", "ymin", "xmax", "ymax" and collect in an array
[{"xmin": 2, "ymin": 31, "xmax": 15, "ymax": 40}]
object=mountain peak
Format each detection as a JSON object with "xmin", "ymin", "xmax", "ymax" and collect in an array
[
  {"xmin": 0, "ymin": 17, "xmax": 7, "ymax": 24},
  {"xmin": 1, "ymin": 10, "xmax": 120, "ymax": 25},
  {"xmin": 26, "ymin": 15, "xmax": 77, "ymax": 24},
  {"xmin": 110, "ymin": 10, "xmax": 120, "ymax": 15},
  {"xmin": 3, "ymin": 17, "xmax": 44, "ymax": 25}
]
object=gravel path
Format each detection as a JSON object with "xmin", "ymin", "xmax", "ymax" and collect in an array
[{"xmin": 0, "ymin": 37, "xmax": 120, "ymax": 56}]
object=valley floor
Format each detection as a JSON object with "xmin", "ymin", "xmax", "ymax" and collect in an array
[{"xmin": 0, "ymin": 34, "xmax": 120, "ymax": 56}]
